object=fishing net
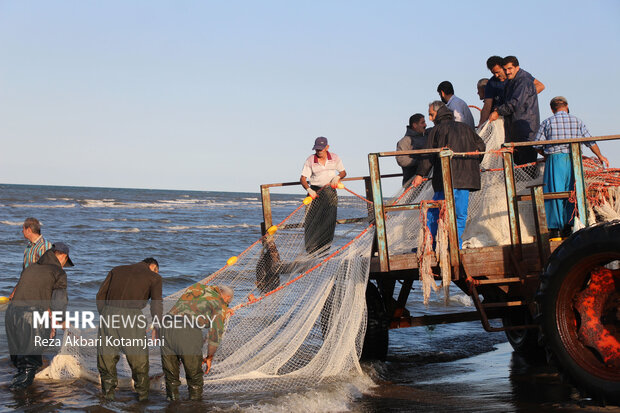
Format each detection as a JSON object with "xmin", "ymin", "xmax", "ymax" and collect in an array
[{"xmin": 37, "ymin": 117, "xmax": 619, "ymax": 395}]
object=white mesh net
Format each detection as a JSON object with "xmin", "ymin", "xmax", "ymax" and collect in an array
[{"xmin": 37, "ymin": 117, "xmax": 619, "ymax": 396}]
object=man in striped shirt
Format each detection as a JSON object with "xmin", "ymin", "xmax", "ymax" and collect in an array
[
  {"xmin": 22, "ymin": 217, "xmax": 52, "ymax": 269},
  {"xmin": 534, "ymin": 96, "xmax": 609, "ymax": 237}
]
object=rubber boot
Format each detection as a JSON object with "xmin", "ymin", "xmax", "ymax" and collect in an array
[{"xmin": 188, "ymin": 385, "xmax": 203, "ymax": 401}]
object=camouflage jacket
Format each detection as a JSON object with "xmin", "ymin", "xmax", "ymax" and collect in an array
[{"xmin": 169, "ymin": 283, "xmax": 228, "ymax": 351}]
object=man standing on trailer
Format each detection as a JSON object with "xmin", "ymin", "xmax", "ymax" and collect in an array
[
  {"xmin": 300, "ymin": 137, "xmax": 347, "ymax": 254},
  {"xmin": 412, "ymin": 101, "xmax": 486, "ymax": 248},
  {"xmin": 437, "ymin": 81, "xmax": 475, "ymax": 129},
  {"xmin": 480, "ymin": 55, "xmax": 544, "ymax": 129},
  {"xmin": 396, "ymin": 113, "xmax": 429, "ymax": 187},
  {"xmin": 488, "ymin": 56, "xmax": 541, "ymax": 165},
  {"xmin": 534, "ymin": 96, "xmax": 609, "ymax": 238}
]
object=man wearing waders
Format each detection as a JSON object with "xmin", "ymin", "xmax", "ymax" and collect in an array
[
  {"xmin": 6, "ymin": 243, "xmax": 74, "ymax": 390},
  {"xmin": 95, "ymin": 258, "xmax": 162, "ymax": 401},
  {"xmin": 300, "ymin": 137, "xmax": 347, "ymax": 254},
  {"xmin": 160, "ymin": 283, "xmax": 233, "ymax": 401}
]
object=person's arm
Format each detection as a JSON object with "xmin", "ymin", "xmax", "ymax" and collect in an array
[
  {"xmin": 533, "ymin": 78, "xmax": 545, "ymax": 94},
  {"xmin": 300, "ymin": 175, "xmax": 316, "ymax": 198},
  {"xmin": 149, "ymin": 275, "xmax": 163, "ymax": 330},
  {"xmin": 589, "ymin": 144, "xmax": 609, "ymax": 168},
  {"xmin": 414, "ymin": 128, "xmax": 437, "ymax": 179},
  {"xmin": 51, "ymin": 271, "xmax": 68, "ymax": 313},
  {"xmin": 396, "ymin": 137, "xmax": 414, "ymax": 168},
  {"xmin": 96, "ymin": 271, "xmax": 113, "ymax": 314},
  {"xmin": 495, "ymin": 78, "xmax": 529, "ymax": 118},
  {"xmin": 479, "ymin": 98, "xmax": 493, "ymax": 127}
]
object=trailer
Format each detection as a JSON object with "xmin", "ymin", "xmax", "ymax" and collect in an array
[{"xmin": 258, "ymin": 135, "xmax": 620, "ymax": 404}]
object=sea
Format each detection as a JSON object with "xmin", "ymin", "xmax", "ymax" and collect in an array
[{"xmin": 0, "ymin": 183, "xmax": 614, "ymax": 412}]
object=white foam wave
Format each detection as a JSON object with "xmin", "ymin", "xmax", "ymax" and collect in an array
[
  {"xmin": 165, "ymin": 223, "xmax": 257, "ymax": 231},
  {"xmin": 101, "ymin": 228, "xmax": 141, "ymax": 233},
  {"xmin": 0, "ymin": 220, "xmax": 23, "ymax": 226},
  {"xmin": 244, "ymin": 373, "xmax": 375, "ymax": 413},
  {"xmin": 95, "ymin": 218, "xmax": 115, "ymax": 222},
  {"xmin": 10, "ymin": 203, "xmax": 76, "ymax": 209}
]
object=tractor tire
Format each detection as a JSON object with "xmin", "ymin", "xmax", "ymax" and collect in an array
[
  {"xmin": 361, "ymin": 282, "xmax": 389, "ymax": 361},
  {"xmin": 537, "ymin": 220, "xmax": 620, "ymax": 404},
  {"xmin": 502, "ymin": 308, "xmax": 545, "ymax": 362}
]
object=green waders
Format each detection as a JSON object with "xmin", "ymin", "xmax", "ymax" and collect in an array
[
  {"xmin": 160, "ymin": 323, "xmax": 204, "ymax": 401},
  {"xmin": 97, "ymin": 306, "xmax": 150, "ymax": 401}
]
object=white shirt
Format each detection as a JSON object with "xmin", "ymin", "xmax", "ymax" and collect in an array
[
  {"xmin": 446, "ymin": 95, "xmax": 475, "ymax": 129},
  {"xmin": 301, "ymin": 152, "xmax": 345, "ymax": 187}
]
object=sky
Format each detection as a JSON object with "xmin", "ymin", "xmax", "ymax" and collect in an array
[{"xmin": 1, "ymin": 0, "xmax": 619, "ymax": 195}]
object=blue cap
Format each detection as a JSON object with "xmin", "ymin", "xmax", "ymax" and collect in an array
[
  {"xmin": 52, "ymin": 242, "xmax": 75, "ymax": 267},
  {"xmin": 312, "ymin": 137, "xmax": 328, "ymax": 150}
]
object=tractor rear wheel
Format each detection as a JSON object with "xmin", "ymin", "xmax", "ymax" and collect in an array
[{"xmin": 538, "ymin": 220, "xmax": 620, "ymax": 404}]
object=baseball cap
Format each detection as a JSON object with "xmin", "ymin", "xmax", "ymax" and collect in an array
[
  {"xmin": 312, "ymin": 137, "xmax": 328, "ymax": 150},
  {"xmin": 52, "ymin": 242, "xmax": 75, "ymax": 267}
]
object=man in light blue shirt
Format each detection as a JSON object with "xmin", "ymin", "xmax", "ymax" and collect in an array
[{"xmin": 437, "ymin": 80, "xmax": 475, "ymax": 129}]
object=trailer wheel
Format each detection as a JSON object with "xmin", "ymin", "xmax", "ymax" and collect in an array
[
  {"xmin": 538, "ymin": 220, "xmax": 620, "ymax": 404},
  {"xmin": 502, "ymin": 309, "xmax": 545, "ymax": 362},
  {"xmin": 361, "ymin": 282, "xmax": 389, "ymax": 361}
]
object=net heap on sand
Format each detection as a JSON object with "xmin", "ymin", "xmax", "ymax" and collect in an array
[{"xmin": 39, "ymin": 117, "xmax": 619, "ymax": 395}]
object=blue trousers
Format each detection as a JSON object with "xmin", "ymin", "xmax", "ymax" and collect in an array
[
  {"xmin": 543, "ymin": 153, "xmax": 575, "ymax": 230},
  {"xmin": 427, "ymin": 189, "xmax": 470, "ymax": 249}
]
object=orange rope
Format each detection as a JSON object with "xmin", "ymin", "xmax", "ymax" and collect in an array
[{"xmin": 232, "ymin": 223, "xmax": 375, "ymax": 311}]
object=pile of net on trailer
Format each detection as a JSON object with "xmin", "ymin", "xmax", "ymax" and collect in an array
[{"xmin": 38, "ymin": 116, "xmax": 619, "ymax": 394}]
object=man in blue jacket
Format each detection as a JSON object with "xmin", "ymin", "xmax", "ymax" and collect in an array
[{"xmin": 488, "ymin": 56, "xmax": 541, "ymax": 165}]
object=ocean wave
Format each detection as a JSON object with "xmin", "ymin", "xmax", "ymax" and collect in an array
[
  {"xmin": 157, "ymin": 199, "xmax": 202, "ymax": 204},
  {"xmin": 0, "ymin": 220, "xmax": 23, "ymax": 226},
  {"xmin": 165, "ymin": 223, "xmax": 257, "ymax": 231},
  {"xmin": 100, "ymin": 228, "xmax": 141, "ymax": 233},
  {"xmin": 9, "ymin": 203, "xmax": 76, "ymax": 209},
  {"xmin": 95, "ymin": 218, "xmax": 115, "ymax": 222}
]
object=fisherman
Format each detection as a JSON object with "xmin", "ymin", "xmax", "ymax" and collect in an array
[
  {"xmin": 22, "ymin": 217, "xmax": 52, "ymax": 269},
  {"xmin": 160, "ymin": 283, "xmax": 233, "ymax": 401},
  {"xmin": 488, "ymin": 56, "xmax": 542, "ymax": 165},
  {"xmin": 6, "ymin": 242, "xmax": 74, "ymax": 391},
  {"xmin": 534, "ymin": 96, "xmax": 609, "ymax": 238},
  {"xmin": 396, "ymin": 113, "xmax": 429, "ymax": 187},
  {"xmin": 95, "ymin": 257, "xmax": 162, "ymax": 401},
  {"xmin": 412, "ymin": 101, "xmax": 486, "ymax": 248},
  {"xmin": 300, "ymin": 137, "xmax": 347, "ymax": 254},
  {"xmin": 476, "ymin": 78, "xmax": 488, "ymax": 101},
  {"xmin": 437, "ymin": 81, "xmax": 475, "ymax": 129},
  {"xmin": 479, "ymin": 55, "xmax": 544, "ymax": 128}
]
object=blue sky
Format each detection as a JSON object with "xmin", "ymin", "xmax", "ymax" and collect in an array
[{"xmin": 1, "ymin": 0, "xmax": 619, "ymax": 195}]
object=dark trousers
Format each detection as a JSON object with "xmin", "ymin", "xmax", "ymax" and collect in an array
[
  {"xmin": 160, "ymin": 324, "xmax": 204, "ymax": 400},
  {"xmin": 304, "ymin": 186, "xmax": 338, "ymax": 254},
  {"xmin": 97, "ymin": 306, "xmax": 150, "ymax": 400},
  {"xmin": 5, "ymin": 305, "xmax": 49, "ymax": 390}
]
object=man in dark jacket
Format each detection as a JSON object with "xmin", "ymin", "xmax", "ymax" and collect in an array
[
  {"xmin": 96, "ymin": 258, "xmax": 162, "ymax": 401},
  {"xmin": 396, "ymin": 113, "xmax": 429, "ymax": 186},
  {"xmin": 413, "ymin": 101, "xmax": 486, "ymax": 248},
  {"xmin": 6, "ymin": 243, "xmax": 74, "ymax": 390},
  {"xmin": 488, "ymin": 55, "xmax": 540, "ymax": 165}
]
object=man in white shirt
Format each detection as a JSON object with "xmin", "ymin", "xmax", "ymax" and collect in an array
[
  {"xmin": 437, "ymin": 81, "xmax": 475, "ymax": 129},
  {"xmin": 299, "ymin": 137, "xmax": 347, "ymax": 254}
]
